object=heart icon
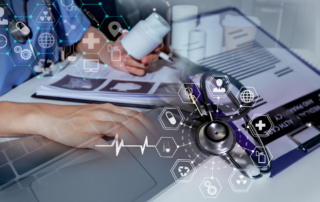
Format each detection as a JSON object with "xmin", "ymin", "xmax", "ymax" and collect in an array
[
  {"xmin": 40, "ymin": 17, "xmax": 44, "ymax": 21},
  {"xmin": 47, "ymin": 16, "xmax": 52, "ymax": 21}
]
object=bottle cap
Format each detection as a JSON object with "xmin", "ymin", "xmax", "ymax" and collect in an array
[{"xmin": 144, "ymin": 12, "xmax": 171, "ymax": 40}]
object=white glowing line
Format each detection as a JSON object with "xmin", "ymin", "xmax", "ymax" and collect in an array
[{"xmin": 95, "ymin": 134, "xmax": 155, "ymax": 156}]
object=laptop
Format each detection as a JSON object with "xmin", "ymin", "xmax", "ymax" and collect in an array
[
  {"xmin": 0, "ymin": 108, "xmax": 208, "ymax": 202},
  {"xmin": 1, "ymin": 7, "xmax": 320, "ymax": 201}
]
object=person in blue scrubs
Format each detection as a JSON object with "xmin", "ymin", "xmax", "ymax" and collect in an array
[{"xmin": 0, "ymin": 0, "xmax": 161, "ymax": 148}]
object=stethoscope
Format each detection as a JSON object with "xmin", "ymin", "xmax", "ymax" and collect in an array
[
  {"xmin": 60, "ymin": 0, "xmax": 78, "ymax": 11},
  {"xmin": 184, "ymin": 69, "xmax": 272, "ymax": 179},
  {"xmin": 0, "ymin": 0, "xmax": 56, "ymax": 73}
]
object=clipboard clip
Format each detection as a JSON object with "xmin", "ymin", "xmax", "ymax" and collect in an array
[{"xmin": 287, "ymin": 121, "xmax": 320, "ymax": 153}]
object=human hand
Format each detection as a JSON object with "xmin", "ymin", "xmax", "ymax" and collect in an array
[
  {"xmin": 32, "ymin": 104, "xmax": 159, "ymax": 153},
  {"xmin": 110, "ymin": 33, "xmax": 164, "ymax": 76}
]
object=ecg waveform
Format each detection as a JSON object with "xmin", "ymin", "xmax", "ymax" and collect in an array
[{"xmin": 95, "ymin": 134, "xmax": 155, "ymax": 156}]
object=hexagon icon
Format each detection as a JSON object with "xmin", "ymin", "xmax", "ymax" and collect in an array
[
  {"xmin": 206, "ymin": 74, "xmax": 232, "ymax": 98},
  {"xmin": 33, "ymin": 29, "xmax": 59, "ymax": 54},
  {"xmin": 248, "ymin": 114, "xmax": 274, "ymax": 137},
  {"xmin": 32, "ymin": 5, "xmax": 59, "ymax": 28},
  {"xmin": 155, "ymin": 137, "xmax": 178, "ymax": 158},
  {"xmin": 75, "ymin": 54, "xmax": 107, "ymax": 79},
  {"xmin": 235, "ymin": 86, "xmax": 259, "ymax": 108},
  {"xmin": 158, "ymin": 107, "xmax": 185, "ymax": 130},
  {"xmin": 77, "ymin": 29, "xmax": 107, "ymax": 54},
  {"xmin": 9, "ymin": 43, "xmax": 35, "ymax": 66},
  {"xmin": 56, "ymin": 17, "xmax": 83, "ymax": 42},
  {"xmin": 250, "ymin": 146, "xmax": 273, "ymax": 168},
  {"xmin": 100, "ymin": 16, "xmax": 130, "ymax": 41},
  {"xmin": 170, "ymin": 159, "xmax": 197, "ymax": 183},
  {"xmin": 199, "ymin": 177, "xmax": 222, "ymax": 198},
  {"xmin": 0, "ymin": 31, "xmax": 14, "ymax": 54},
  {"xmin": 100, "ymin": 41, "xmax": 129, "ymax": 70},
  {"xmin": 178, "ymin": 83, "xmax": 201, "ymax": 104},
  {"xmin": 79, "ymin": 4, "xmax": 106, "ymax": 28},
  {"xmin": 228, "ymin": 168, "xmax": 254, "ymax": 193}
]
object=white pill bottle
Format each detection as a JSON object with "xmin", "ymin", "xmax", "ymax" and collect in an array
[{"xmin": 121, "ymin": 12, "xmax": 171, "ymax": 60}]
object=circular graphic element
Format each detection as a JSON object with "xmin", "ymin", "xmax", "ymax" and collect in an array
[
  {"xmin": 240, "ymin": 90, "xmax": 254, "ymax": 103},
  {"xmin": 204, "ymin": 181, "xmax": 211, "ymax": 187},
  {"xmin": 38, "ymin": 32, "xmax": 55, "ymax": 49},
  {"xmin": 14, "ymin": 46, "xmax": 22, "ymax": 53},
  {"xmin": 0, "ymin": 34, "xmax": 7, "ymax": 49},
  {"xmin": 20, "ymin": 49, "xmax": 32, "ymax": 60},
  {"xmin": 207, "ymin": 186, "xmax": 217, "ymax": 195}
]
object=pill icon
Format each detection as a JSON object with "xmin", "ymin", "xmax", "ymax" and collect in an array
[{"xmin": 166, "ymin": 111, "xmax": 177, "ymax": 125}]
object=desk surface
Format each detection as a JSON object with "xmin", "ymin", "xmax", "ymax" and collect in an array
[{"xmin": 1, "ymin": 65, "xmax": 319, "ymax": 201}]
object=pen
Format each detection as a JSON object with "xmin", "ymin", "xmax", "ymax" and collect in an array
[
  {"xmin": 118, "ymin": 28, "xmax": 174, "ymax": 63},
  {"xmin": 159, "ymin": 52, "xmax": 174, "ymax": 63}
]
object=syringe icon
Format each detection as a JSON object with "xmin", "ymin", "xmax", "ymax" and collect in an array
[{"xmin": 83, "ymin": 9, "xmax": 100, "ymax": 27}]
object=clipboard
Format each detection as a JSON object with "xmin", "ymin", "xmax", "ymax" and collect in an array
[{"xmin": 176, "ymin": 7, "xmax": 320, "ymax": 177}]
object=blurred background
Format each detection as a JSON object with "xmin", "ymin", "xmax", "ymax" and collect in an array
[{"xmin": 74, "ymin": 0, "xmax": 319, "ymax": 68}]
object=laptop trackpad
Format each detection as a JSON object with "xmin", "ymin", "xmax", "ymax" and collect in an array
[{"xmin": 30, "ymin": 150, "xmax": 156, "ymax": 202}]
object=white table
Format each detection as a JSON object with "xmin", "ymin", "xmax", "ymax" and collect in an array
[{"xmin": 1, "ymin": 69, "xmax": 320, "ymax": 202}]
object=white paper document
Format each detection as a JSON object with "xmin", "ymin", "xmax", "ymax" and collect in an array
[{"xmin": 36, "ymin": 57, "xmax": 181, "ymax": 106}]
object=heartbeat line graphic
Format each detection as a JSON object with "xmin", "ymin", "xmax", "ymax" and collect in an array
[{"xmin": 95, "ymin": 134, "xmax": 156, "ymax": 156}]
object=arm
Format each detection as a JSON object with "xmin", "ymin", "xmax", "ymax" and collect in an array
[
  {"xmin": 0, "ymin": 102, "xmax": 77, "ymax": 137},
  {"xmin": 76, "ymin": 26, "xmax": 162, "ymax": 76},
  {"xmin": 0, "ymin": 102, "xmax": 158, "ymax": 150}
]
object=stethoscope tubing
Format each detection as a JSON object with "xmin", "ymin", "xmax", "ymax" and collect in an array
[{"xmin": 182, "ymin": 65, "xmax": 273, "ymax": 179}]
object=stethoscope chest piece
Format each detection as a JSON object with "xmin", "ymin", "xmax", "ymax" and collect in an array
[{"xmin": 197, "ymin": 120, "xmax": 236, "ymax": 156}]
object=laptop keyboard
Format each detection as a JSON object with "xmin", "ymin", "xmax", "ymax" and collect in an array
[
  {"xmin": 0, "ymin": 165, "xmax": 16, "ymax": 186},
  {"xmin": 0, "ymin": 152, "xmax": 7, "ymax": 167},
  {"xmin": 6, "ymin": 144, "xmax": 26, "ymax": 161}
]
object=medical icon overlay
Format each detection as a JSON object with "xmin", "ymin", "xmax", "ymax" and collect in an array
[
  {"xmin": 83, "ymin": 9, "xmax": 99, "ymax": 27},
  {"xmin": 235, "ymin": 86, "xmax": 259, "ymax": 108},
  {"xmin": 170, "ymin": 159, "xmax": 197, "ymax": 183},
  {"xmin": 61, "ymin": 0, "xmax": 78, "ymax": 11},
  {"xmin": 0, "ymin": 34, "xmax": 7, "ymax": 49},
  {"xmin": 63, "ymin": 20, "xmax": 76, "ymax": 36},
  {"xmin": 155, "ymin": 137, "xmax": 178, "ymax": 158},
  {"xmin": 14, "ymin": 46, "xmax": 32, "ymax": 60},
  {"xmin": 158, "ymin": 107, "xmax": 185, "ymax": 130},
  {"xmin": 228, "ymin": 168, "xmax": 254, "ymax": 193},
  {"xmin": 95, "ymin": 134, "xmax": 154, "ymax": 156},
  {"xmin": 248, "ymin": 114, "xmax": 274, "ymax": 138},
  {"xmin": 240, "ymin": 90, "xmax": 254, "ymax": 103},
  {"xmin": 178, "ymin": 83, "xmax": 201, "ymax": 104},
  {"xmin": 36, "ymin": 6, "xmax": 55, "ymax": 23},
  {"xmin": 82, "ymin": 33, "xmax": 100, "ymax": 50},
  {"xmin": 38, "ymin": 32, "xmax": 55, "ymax": 49},
  {"xmin": 108, "ymin": 44, "xmax": 121, "ymax": 62},
  {"xmin": 250, "ymin": 146, "xmax": 273, "ymax": 168},
  {"xmin": 199, "ymin": 177, "xmax": 222, "ymax": 198},
  {"xmin": 108, "ymin": 21, "xmax": 121, "ymax": 38},
  {"xmin": 83, "ymin": 59, "xmax": 99, "ymax": 73},
  {"xmin": 206, "ymin": 74, "xmax": 232, "ymax": 98},
  {"xmin": 0, "ymin": 7, "xmax": 8, "ymax": 25}
]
